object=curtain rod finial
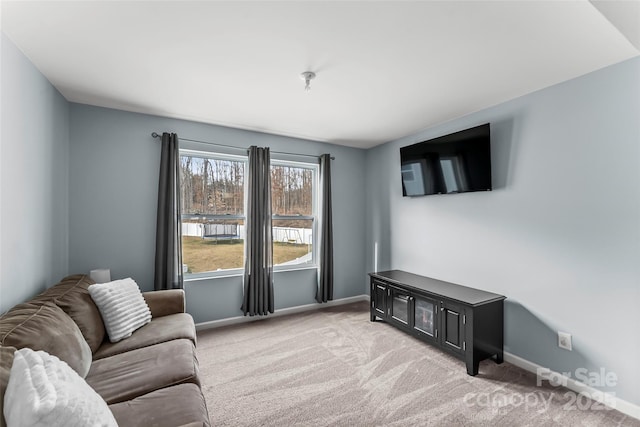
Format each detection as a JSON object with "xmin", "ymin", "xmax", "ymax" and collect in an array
[{"xmin": 151, "ymin": 132, "xmax": 160, "ymax": 138}]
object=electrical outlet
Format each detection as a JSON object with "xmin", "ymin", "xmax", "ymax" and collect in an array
[{"xmin": 558, "ymin": 331, "xmax": 572, "ymax": 351}]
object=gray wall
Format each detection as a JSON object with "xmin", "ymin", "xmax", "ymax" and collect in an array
[
  {"xmin": 68, "ymin": 104, "xmax": 367, "ymax": 323},
  {"xmin": 365, "ymin": 57, "xmax": 640, "ymax": 406},
  {"xmin": 0, "ymin": 34, "xmax": 70, "ymax": 313}
]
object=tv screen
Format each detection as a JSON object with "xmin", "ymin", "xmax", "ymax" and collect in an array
[{"xmin": 400, "ymin": 123, "xmax": 492, "ymax": 197}]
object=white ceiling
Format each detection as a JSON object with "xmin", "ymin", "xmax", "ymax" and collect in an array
[{"xmin": 2, "ymin": 1, "xmax": 638, "ymax": 149}]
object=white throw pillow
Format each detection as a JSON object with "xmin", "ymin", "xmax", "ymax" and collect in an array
[
  {"xmin": 3, "ymin": 348, "xmax": 118, "ymax": 427},
  {"xmin": 88, "ymin": 278, "xmax": 152, "ymax": 343}
]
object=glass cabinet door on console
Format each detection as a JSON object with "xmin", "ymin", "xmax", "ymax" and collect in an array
[
  {"xmin": 413, "ymin": 295, "xmax": 438, "ymax": 343},
  {"xmin": 389, "ymin": 287, "xmax": 411, "ymax": 329}
]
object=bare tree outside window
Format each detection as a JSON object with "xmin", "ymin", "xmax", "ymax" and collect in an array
[{"xmin": 181, "ymin": 156, "xmax": 244, "ymax": 216}]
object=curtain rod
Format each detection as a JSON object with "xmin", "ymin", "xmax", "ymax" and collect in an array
[{"xmin": 151, "ymin": 132, "xmax": 334, "ymax": 160}]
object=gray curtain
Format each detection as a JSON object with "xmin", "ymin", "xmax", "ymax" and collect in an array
[
  {"xmin": 154, "ymin": 132, "xmax": 184, "ymax": 290},
  {"xmin": 316, "ymin": 153, "xmax": 334, "ymax": 303},
  {"xmin": 241, "ymin": 146, "xmax": 274, "ymax": 316}
]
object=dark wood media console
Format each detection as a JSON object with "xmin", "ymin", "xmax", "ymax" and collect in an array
[{"xmin": 369, "ymin": 270, "xmax": 505, "ymax": 376}]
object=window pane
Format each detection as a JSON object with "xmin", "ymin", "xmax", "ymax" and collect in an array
[
  {"xmin": 273, "ymin": 219, "xmax": 312, "ymax": 266},
  {"xmin": 271, "ymin": 165, "xmax": 313, "ymax": 216},
  {"xmin": 180, "ymin": 156, "xmax": 244, "ymax": 215},
  {"xmin": 181, "ymin": 218, "xmax": 245, "ymax": 273},
  {"xmin": 180, "ymin": 153, "xmax": 245, "ymax": 273}
]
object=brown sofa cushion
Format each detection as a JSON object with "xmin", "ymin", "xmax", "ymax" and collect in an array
[
  {"xmin": 0, "ymin": 302, "xmax": 92, "ymax": 378},
  {"xmin": 109, "ymin": 383, "xmax": 210, "ymax": 427},
  {"xmin": 86, "ymin": 338, "xmax": 200, "ymax": 404},
  {"xmin": 0, "ymin": 346, "xmax": 16, "ymax": 427},
  {"xmin": 33, "ymin": 274, "xmax": 106, "ymax": 353},
  {"xmin": 94, "ymin": 313, "xmax": 196, "ymax": 360}
]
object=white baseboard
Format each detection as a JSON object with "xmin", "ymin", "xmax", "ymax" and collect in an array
[
  {"xmin": 195, "ymin": 294, "xmax": 369, "ymax": 331},
  {"xmin": 504, "ymin": 352, "xmax": 640, "ymax": 421}
]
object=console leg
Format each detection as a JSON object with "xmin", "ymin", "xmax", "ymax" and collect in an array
[
  {"xmin": 495, "ymin": 351, "xmax": 504, "ymax": 364},
  {"xmin": 466, "ymin": 363, "xmax": 479, "ymax": 376},
  {"xmin": 466, "ymin": 359, "xmax": 479, "ymax": 376}
]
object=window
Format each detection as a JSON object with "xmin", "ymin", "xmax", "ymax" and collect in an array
[
  {"xmin": 271, "ymin": 160, "xmax": 318, "ymax": 269},
  {"xmin": 179, "ymin": 150, "xmax": 318, "ymax": 276},
  {"xmin": 180, "ymin": 151, "xmax": 246, "ymax": 274}
]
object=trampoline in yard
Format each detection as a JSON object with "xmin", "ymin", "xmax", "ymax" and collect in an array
[{"xmin": 203, "ymin": 233, "xmax": 241, "ymax": 243}]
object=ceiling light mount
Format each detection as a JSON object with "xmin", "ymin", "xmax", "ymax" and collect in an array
[{"xmin": 300, "ymin": 71, "xmax": 316, "ymax": 91}]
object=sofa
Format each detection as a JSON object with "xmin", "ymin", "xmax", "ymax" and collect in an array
[{"xmin": 0, "ymin": 274, "xmax": 210, "ymax": 427}]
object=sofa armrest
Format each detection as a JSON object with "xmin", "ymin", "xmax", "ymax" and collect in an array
[{"xmin": 142, "ymin": 290, "xmax": 185, "ymax": 318}]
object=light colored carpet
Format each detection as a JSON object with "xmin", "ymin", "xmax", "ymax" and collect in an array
[{"xmin": 196, "ymin": 301, "xmax": 638, "ymax": 426}]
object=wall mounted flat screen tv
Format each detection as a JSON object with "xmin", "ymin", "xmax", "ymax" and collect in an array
[{"xmin": 400, "ymin": 123, "xmax": 492, "ymax": 197}]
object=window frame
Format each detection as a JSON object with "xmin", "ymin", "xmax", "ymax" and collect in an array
[
  {"xmin": 179, "ymin": 150, "xmax": 319, "ymax": 280},
  {"xmin": 270, "ymin": 158, "xmax": 319, "ymax": 271},
  {"xmin": 180, "ymin": 149, "xmax": 248, "ymax": 279}
]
